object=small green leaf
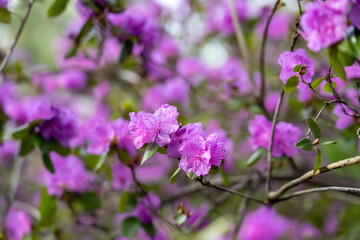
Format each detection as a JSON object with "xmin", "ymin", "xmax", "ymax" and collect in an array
[
  {"xmin": 20, "ymin": 136, "xmax": 35, "ymax": 156},
  {"xmin": 93, "ymin": 151, "xmax": 108, "ymax": 172},
  {"xmin": 157, "ymin": 147, "xmax": 167, "ymax": 154},
  {"xmin": 173, "ymin": 214, "xmax": 187, "ymax": 225},
  {"xmin": 246, "ymin": 149, "xmax": 264, "ymax": 166},
  {"xmin": 0, "ymin": 7, "xmax": 11, "ymax": 24},
  {"xmin": 38, "ymin": 187, "xmax": 57, "ymax": 227},
  {"xmin": 42, "ymin": 153, "xmax": 55, "ymax": 173},
  {"xmin": 313, "ymin": 148, "xmax": 322, "ymax": 174},
  {"xmin": 73, "ymin": 192, "xmax": 101, "ymax": 212},
  {"xmin": 306, "ymin": 118, "xmax": 321, "ymax": 139},
  {"xmin": 118, "ymin": 191, "xmax": 130, "ymax": 213},
  {"xmin": 338, "ymin": 49, "xmax": 356, "ymax": 67},
  {"xmin": 47, "ymin": 0, "xmax": 69, "ymax": 18},
  {"xmin": 323, "ymin": 81, "xmax": 337, "ymax": 93},
  {"xmin": 34, "ymin": 135, "xmax": 70, "ymax": 156},
  {"xmin": 12, "ymin": 119, "xmax": 42, "ymax": 139},
  {"xmin": 329, "ymin": 45, "xmax": 346, "ymax": 81},
  {"xmin": 293, "ymin": 64, "xmax": 302, "ymax": 72},
  {"xmin": 141, "ymin": 143, "xmax": 158, "ymax": 165},
  {"xmin": 295, "ymin": 138, "xmax": 314, "ymax": 151},
  {"xmin": 169, "ymin": 167, "xmax": 181, "ymax": 184},
  {"xmin": 141, "ymin": 221, "xmax": 156, "ymax": 237},
  {"xmin": 319, "ymin": 141, "xmax": 337, "ymax": 146},
  {"xmin": 209, "ymin": 165, "xmax": 219, "ymax": 175},
  {"xmin": 220, "ymin": 168, "xmax": 230, "ymax": 187},
  {"xmin": 300, "ymin": 70, "xmax": 307, "ymax": 75},
  {"xmin": 311, "ymin": 78, "xmax": 324, "ymax": 89},
  {"xmin": 186, "ymin": 172, "xmax": 197, "ymax": 180},
  {"xmin": 120, "ymin": 40, "xmax": 133, "ymax": 63},
  {"xmin": 75, "ymin": 18, "xmax": 93, "ymax": 44},
  {"xmin": 121, "ymin": 217, "xmax": 141, "ymax": 238},
  {"xmin": 284, "ymin": 75, "xmax": 299, "ymax": 93}
]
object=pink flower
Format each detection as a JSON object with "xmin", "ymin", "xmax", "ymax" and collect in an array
[
  {"xmin": 249, "ymin": 115, "xmax": 301, "ymax": 158},
  {"xmin": 42, "ymin": 152, "xmax": 94, "ymax": 196},
  {"xmin": 300, "ymin": 1, "xmax": 348, "ymax": 52},
  {"xmin": 127, "ymin": 104, "xmax": 179, "ymax": 149},
  {"xmin": 112, "ymin": 161, "xmax": 132, "ymax": 191},
  {"xmin": 86, "ymin": 118, "xmax": 114, "ymax": 155},
  {"xmin": 332, "ymin": 89, "xmax": 358, "ymax": 129},
  {"xmin": 4, "ymin": 209, "xmax": 31, "ymax": 240}
]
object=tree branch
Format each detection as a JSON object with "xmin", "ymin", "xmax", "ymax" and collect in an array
[
  {"xmin": 0, "ymin": 0, "xmax": 35, "ymax": 74},
  {"xmin": 268, "ymin": 155, "xmax": 360, "ymax": 200}
]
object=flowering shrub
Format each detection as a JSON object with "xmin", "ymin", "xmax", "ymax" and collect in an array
[{"xmin": 0, "ymin": 0, "xmax": 359, "ymax": 239}]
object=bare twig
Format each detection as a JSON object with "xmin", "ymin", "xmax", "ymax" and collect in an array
[
  {"xmin": 259, "ymin": 0, "xmax": 281, "ymax": 103},
  {"xmin": 268, "ymin": 155, "xmax": 360, "ymax": 200},
  {"xmin": 0, "ymin": 0, "xmax": 35, "ymax": 74},
  {"xmin": 274, "ymin": 186, "xmax": 360, "ymax": 203}
]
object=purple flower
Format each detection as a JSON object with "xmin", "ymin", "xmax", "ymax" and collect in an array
[
  {"xmin": 332, "ymin": 89, "xmax": 358, "ymax": 129},
  {"xmin": 57, "ymin": 69, "xmax": 87, "ymax": 90},
  {"xmin": 238, "ymin": 207, "xmax": 289, "ymax": 240},
  {"xmin": 76, "ymin": 0, "xmax": 105, "ymax": 18},
  {"xmin": 300, "ymin": 1, "xmax": 348, "ymax": 52},
  {"xmin": 142, "ymin": 77, "xmax": 190, "ymax": 111},
  {"xmin": 249, "ymin": 115, "xmax": 301, "ymax": 158},
  {"xmin": 345, "ymin": 63, "xmax": 360, "ymax": 79},
  {"xmin": 39, "ymin": 107, "xmax": 79, "ymax": 147},
  {"xmin": 264, "ymin": 92, "xmax": 280, "ymax": 113},
  {"xmin": 134, "ymin": 193, "xmax": 161, "ymax": 223},
  {"xmin": 112, "ymin": 161, "xmax": 132, "ymax": 190},
  {"xmin": 127, "ymin": 104, "xmax": 179, "ymax": 149},
  {"xmin": 112, "ymin": 118, "xmax": 136, "ymax": 156},
  {"xmin": 278, "ymin": 48, "xmax": 314, "ymax": 84},
  {"xmin": 4, "ymin": 209, "xmax": 31, "ymax": 240},
  {"xmin": 86, "ymin": 118, "xmax": 114, "ymax": 155},
  {"xmin": 256, "ymin": 11, "xmax": 293, "ymax": 40},
  {"xmin": 0, "ymin": 0, "xmax": 8, "ymax": 9},
  {"xmin": 135, "ymin": 153, "xmax": 172, "ymax": 183},
  {"xmin": 349, "ymin": 2, "xmax": 360, "ymax": 29},
  {"xmin": 176, "ymin": 58, "xmax": 205, "ymax": 86},
  {"xmin": 167, "ymin": 123, "xmax": 205, "ymax": 159},
  {"xmin": 0, "ymin": 140, "xmax": 19, "ymax": 162},
  {"xmin": 42, "ymin": 152, "xmax": 94, "ymax": 196}
]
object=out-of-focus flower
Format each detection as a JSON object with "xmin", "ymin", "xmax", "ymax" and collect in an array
[
  {"xmin": 0, "ymin": 0, "xmax": 8, "ymax": 9},
  {"xmin": 264, "ymin": 92, "xmax": 280, "ymax": 113},
  {"xmin": 332, "ymin": 88, "xmax": 358, "ymax": 129},
  {"xmin": 135, "ymin": 153, "xmax": 172, "ymax": 183},
  {"xmin": 0, "ymin": 140, "xmax": 19, "ymax": 162},
  {"xmin": 86, "ymin": 118, "xmax": 114, "ymax": 155},
  {"xmin": 176, "ymin": 57, "xmax": 205, "ymax": 86},
  {"xmin": 300, "ymin": 1, "xmax": 348, "ymax": 52},
  {"xmin": 4, "ymin": 209, "xmax": 31, "ymax": 240},
  {"xmin": 345, "ymin": 63, "xmax": 360, "ymax": 80},
  {"xmin": 249, "ymin": 115, "xmax": 301, "ymax": 158},
  {"xmin": 127, "ymin": 104, "xmax": 179, "ymax": 149},
  {"xmin": 42, "ymin": 152, "xmax": 94, "ymax": 197},
  {"xmin": 238, "ymin": 207, "xmax": 289, "ymax": 240},
  {"xmin": 256, "ymin": 11, "xmax": 293, "ymax": 40},
  {"xmin": 112, "ymin": 161, "xmax": 132, "ymax": 190},
  {"xmin": 142, "ymin": 77, "xmax": 189, "ymax": 111},
  {"xmin": 134, "ymin": 193, "xmax": 161, "ymax": 223}
]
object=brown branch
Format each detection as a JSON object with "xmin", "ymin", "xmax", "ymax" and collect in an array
[
  {"xmin": 268, "ymin": 155, "xmax": 360, "ymax": 200},
  {"xmin": 274, "ymin": 186, "xmax": 360, "ymax": 203},
  {"xmin": 259, "ymin": 0, "xmax": 281, "ymax": 104},
  {"xmin": 0, "ymin": 0, "xmax": 35, "ymax": 74}
]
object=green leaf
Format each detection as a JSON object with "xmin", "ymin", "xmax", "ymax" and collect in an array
[
  {"xmin": 329, "ymin": 45, "xmax": 346, "ymax": 81},
  {"xmin": 93, "ymin": 151, "xmax": 108, "ymax": 172},
  {"xmin": 319, "ymin": 141, "xmax": 337, "ymax": 146},
  {"xmin": 20, "ymin": 136, "xmax": 35, "ymax": 156},
  {"xmin": 34, "ymin": 135, "xmax": 70, "ymax": 156},
  {"xmin": 338, "ymin": 49, "xmax": 356, "ymax": 67},
  {"xmin": 186, "ymin": 172, "xmax": 197, "ymax": 180},
  {"xmin": 73, "ymin": 192, "xmax": 101, "ymax": 212},
  {"xmin": 12, "ymin": 119, "xmax": 42, "ymax": 139},
  {"xmin": 173, "ymin": 214, "xmax": 187, "ymax": 225},
  {"xmin": 220, "ymin": 168, "xmax": 230, "ymax": 187},
  {"xmin": 118, "ymin": 191, "xmax": 130, "ymax": 213},
  {"xmin": 141, "ymin": 221, "xmax": 156, "ymax": 237},
  {"xmin": 121, "ymin": 217, "xmax": 141, "ymax": 238},
  {"xmin": 306, "ymin": 118, "xmax": 321, "ymax": 139},
  {"xmin": 295, "ymin": 138, "xmax": 314, "ymax": 151},
  {"xmin": 169, "ymin": 167, "xmax": 181, "ymax": 184},
  {"xmin": 42, "ymin": 153, "xmax": 55, "ymax": 173},
  {"xmin": 246, "ymin": 149, "xmax": 264, "ymax": 166},
  {"xmin": 300, "ymin": 70, "xmax": 307, "ymax": 75},
  {"xmin": 0, "ymin": 7, "xmax": 11, "ymax": 24},
  {"xmin": 120, "ymin": 40, "xmax": 133, "ymax": 63},
  {"xmin": 313, "ymin": 148, "xmax": 322, "ymax": 174},
  {"xmin": 157, "ymin": 147, "xmax": 167, "ymax": 154},
  {"xmin": 141, "ymin": 142, "xmax": 158, "ymax": 165},
  {"xmin": 293, "ymin": 64, "xmax": 302, "ymax": 72},
  {"xmin": 209, "ymin": 165, "xmax": 219, "ymax": 175},
  {"xmin": 47, "ymin": 0, "xmax": 69, "ymax": 18},
  {"xmin": 311, "ymin": 78, "xmax": 324, "ymax": 89},
  {"xmin": 284, "ymin": 75, "xmax": 299, "ymax": 93},
  {"xmin": 38, "ymin": 187, "xmax": 57, "ymax": 227},
  {"xmin": 323, "ymin": 81, "xmax": 337, "ymax": 93},
  {"xmin": 75, "ymin": 18, "xmax": 93, "ymax": 44}
]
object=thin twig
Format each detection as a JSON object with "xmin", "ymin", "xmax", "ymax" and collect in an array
[
  {"xmin": 268, "ymin": 155, "xmax": 360, "ymax": 200},
  {"xmin": 0, "ymin": 0, "xmax": 35, "ymax": 74},
  {"xmin": 259, "ymin": 0, "xmax": 281, "ymax": 104},
  {"xmin": 274, "ymin": 186, "xmax": 360, "ymax": 203}
]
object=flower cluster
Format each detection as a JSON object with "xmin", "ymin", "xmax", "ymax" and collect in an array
[
  {"xmin": 249, "ymin": 115, "xmax": 301, "ymax": 158},
  {"xmin": 300, "ymin": 0, "xmax": 349, "ymax": 52},
  {"xmin": 127, "ymin": 104, "xmax": 227, "ymax": 176}
]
